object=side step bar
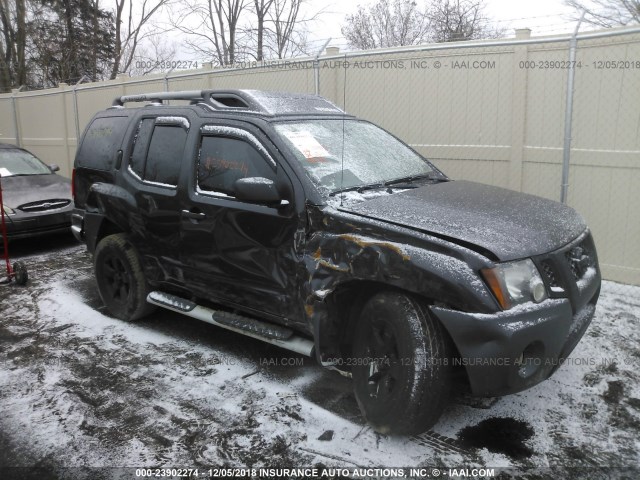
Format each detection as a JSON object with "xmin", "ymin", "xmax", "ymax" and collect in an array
[{"xmin": 147, "ymin": 291, "xmax": 314, "ymax": 357}]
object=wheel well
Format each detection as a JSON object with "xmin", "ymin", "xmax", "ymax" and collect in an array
[
  {"xmin": 325, "ymin": 281, "xmax": 430, "ymax": 359},
  {"xmin": 325, "ymin": 281, "xmax": 382, "ymax": 361},
  {"xmin": 325, "ymin": 281, "xmax": 469, "ymax": 388},
  {"xmin": 95, "ymin": 219, "xmax": 123, "ymax": 247}
]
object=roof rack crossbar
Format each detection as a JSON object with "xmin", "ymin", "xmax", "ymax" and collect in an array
[
  {"xmin": 112, "ymin": 90, "xmax": 204, "ymax": 106},
  {"xmin": 110, "ymin": 89, "xmax": 344, "ymax": 116}
]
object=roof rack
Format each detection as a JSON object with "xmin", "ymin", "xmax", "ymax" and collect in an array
[
  {"xmin": 112, "ymin": 91, "xmax": 204, "ymax": 107},
  {"xmin": 111, "ymin": 89, "xmax": 346, "ymax": 116},
  {"xmin": 111, "ymin": 90, "xmax": 264, "ymax": 110}
]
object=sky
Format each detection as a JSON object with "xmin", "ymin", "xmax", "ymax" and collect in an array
[{"xmin": 302, "ymin": 0, "xmax": 588, "ymax": 54}]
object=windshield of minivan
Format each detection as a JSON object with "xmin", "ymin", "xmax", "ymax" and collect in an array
[
  {"xmin": 275, "ymin": 119, "xmax": 437, "ymax": 193},
  {"xmin": 0, "ymin": 149, "xmax": 51, "ymax": 177}
]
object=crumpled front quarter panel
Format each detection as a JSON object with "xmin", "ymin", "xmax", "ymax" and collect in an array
[{"xmin": 299, "ymin": 206, "xmax": 499, "ymax": 338}]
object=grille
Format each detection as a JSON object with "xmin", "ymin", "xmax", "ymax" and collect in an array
[
  {"xmin": 18, "ymin": 199, "xmax": 70, "ymax": 212},
  {"xmin": 564, "ymin": 243, "xmax": 592, "ymax": 280},
  {"xmin": 537, "ymin": 233, "xmax": 598, "ymax": 310},
  {"xmin": 540, "ymin": 260, "xmax": 563, "ymax": 292}
]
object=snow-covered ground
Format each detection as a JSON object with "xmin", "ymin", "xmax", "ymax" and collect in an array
[{"xmin": 1, "ymin": 237, "xmax": 639, "ymax": 477}]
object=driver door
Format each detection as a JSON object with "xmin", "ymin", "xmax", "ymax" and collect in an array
[{"xmin": 178, "ymin": 124, "xmax": 300, "ymax": 321}]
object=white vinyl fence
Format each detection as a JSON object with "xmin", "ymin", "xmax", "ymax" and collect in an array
[{"xmin": 1, "ymin": 26, "xmax": 639, "ymax": 287}]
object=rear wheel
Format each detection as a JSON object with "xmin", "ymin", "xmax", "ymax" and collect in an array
[
  {"xmin": 352, "ymin": 291, "xmax": 452, "ymax": 435},
  {"xmin": 94, "ymin": 233, "xmax": 155, "ymax": 321}
]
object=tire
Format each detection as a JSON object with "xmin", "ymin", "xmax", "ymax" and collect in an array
[
  {"xmin": 94, "ymin": 233, "xmax": 155, "ymax": 321},
  {"xmin": 352, "ymin": 291, "xmax": 452, "ymax": 435}
]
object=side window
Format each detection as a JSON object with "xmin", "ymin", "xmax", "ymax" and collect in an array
[
  {"xmin": 129, "ymin": 118, "xmax": 154, "ymax": 179},
  {"xmin": 145, "ymin": 125, "xmax": 187, "ymax": 186},
  {"xmin": 198, "ymin": 135, "xmax": 276, "ymax": 197},
  {"xmin": 128, "ymin": 118, "xmax": 188, "ymax": 186}
]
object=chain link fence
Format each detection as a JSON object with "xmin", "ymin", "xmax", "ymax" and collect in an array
[{"xmin": 1, "ymin": 26, "xmax": 639, "ymax": 292}]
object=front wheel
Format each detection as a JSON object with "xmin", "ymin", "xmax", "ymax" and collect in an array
[
  {"xmin": 352, "ymin": 292, "xmax": 452, "ymax": 435},
  {"xmin": 94, "ymin": 233, "xmax": 155, "ymax": 321}
]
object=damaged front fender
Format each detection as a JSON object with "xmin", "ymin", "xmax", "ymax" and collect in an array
[{"xmin": 300, "ymin": 205, "xmax": 498, "ymax": 364}]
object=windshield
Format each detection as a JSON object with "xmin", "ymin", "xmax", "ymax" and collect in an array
[
  {"xmin": 0, "ymin": 149, "xmax": 51, "ymax": 177},
  {"xmin": 274, "ymin": 120, "xmax": 437, "ymax": 194}
]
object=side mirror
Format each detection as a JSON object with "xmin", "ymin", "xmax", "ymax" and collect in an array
[
  {"xmin": 234, "ymin": 177, "xmax": 282, "ymax": 205},
  {"xmin": 49, "ymin": 164, "xmax": 60, "ymax": 173}
]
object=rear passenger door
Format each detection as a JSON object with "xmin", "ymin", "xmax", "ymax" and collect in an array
[
  {"xmin": 179, "ymin": 124, "xmax": 301, "ymax": 321},
  {"xmin": 124, "ymin": 115, "xmax": 191, "ymax": 279}
]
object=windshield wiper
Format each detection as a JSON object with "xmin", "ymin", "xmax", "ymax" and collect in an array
[
  {"xmin": 329, "ymin": 171, "xmax": 447, "ymax": 196},
  {"xmin": 384, "ymin": 171, "xmax": 447, "ymax": 186},
  {"xmin": 329, "ymin": 182, "xmax": 387, "ymax": 196}
]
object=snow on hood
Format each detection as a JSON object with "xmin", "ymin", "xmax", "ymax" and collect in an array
[{"xmin": 339, "ymin": 181, "xmax": 587, "ymax": 261}]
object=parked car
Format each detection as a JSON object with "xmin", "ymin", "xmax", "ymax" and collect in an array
[
  {"xmin": 72, "ymin": 90, "xmax": 601, "ymax": 434},
  {"xmin": 0, "ymin": 143, "xmax": 72, "ymax": 240}
]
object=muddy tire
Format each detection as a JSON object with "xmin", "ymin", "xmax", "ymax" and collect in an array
[
  {"xmin": 94, "ymin": 233, "xmax": 155, "ymax": 321},
  {"xmin": 352, "ymin": 291, "xmax": 452, "ymax": 435}
]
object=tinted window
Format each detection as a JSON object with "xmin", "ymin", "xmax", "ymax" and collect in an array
[
  {"xmin": 144, "ymin": 125, "xmax": 187, "ymax": 186},
  {"xmin": 129, "ymin": 118, "xmax": 154, "ymax": 179},
  {"xmin": 198, "ymin": 136, "xmax": 276, "ymax": 196},
  {"xmin": 76, "ymin": 116, "xmax": 129, "ymax": 170}
]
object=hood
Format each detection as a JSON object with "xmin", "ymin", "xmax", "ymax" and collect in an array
[
  {"xmin": 340, "ymin": 180, "xmax": 586, "ymax": 261},
  {"xmin": 1, "ymin": 174, "xmax": 71, "ymax": 207}
]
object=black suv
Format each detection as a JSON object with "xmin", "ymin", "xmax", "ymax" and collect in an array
[{"xmin": 72, "ymin": 89, "xmax": 601, "ymax": 434}]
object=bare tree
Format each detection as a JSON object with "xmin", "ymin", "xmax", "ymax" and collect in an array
[
  {"xmin": 265, "ymin": 0, "xmax": 307, "ymax": 58},
  {"xmin": 110, "ymin": 0, "xmax": 170, "ymax": 79},
  {"xmin": 342, "ymin": 5, "xmax": 378, "ymax": 50},
  {"xmin": 173, "ymin": 0, "xmax": 311, "ymax": 64},
  {"xmin": 242, "ymin": 0, "xmax": 313, "ymax": 60},
  {"xmin": 342, "ymin": 0, "xmax": 503, "ymax": 50},
  {"xmin": 0, "ymin": 0, "xmax": 27, "ymax": 91},
  {"xmin": 342, "ymin": 0, "xmax": 430, "ymax": 50},
  {"xmin": 253, "ymin": 0, "xmax": 274, "ymax": 61},
  {"xmin": 427, "ymin": 0, "xmax": 504, "ymax": 43},
  {"xmin": 565, "ymin": 0, "xmax": 639, "ymax": 27},
  {"xmin": 171, "ymin": 0, "xmax": 248, "ymax": 66},
  {"xmin": 125, "ymin": 32, "xmax": 177, "ymax": 76}
]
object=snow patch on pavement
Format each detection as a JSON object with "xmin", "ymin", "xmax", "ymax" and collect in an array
[{"xmin": 1, "ymin": 246, "xmax": 639, "ymax": 474}]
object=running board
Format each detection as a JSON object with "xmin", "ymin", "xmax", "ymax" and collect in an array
[{"xmin": 147, "ymin": 291, "xmax": 314, "ymax": 357}]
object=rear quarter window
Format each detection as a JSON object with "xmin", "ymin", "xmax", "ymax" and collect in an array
[
  {"xmin": 144, "ymin": 125, "xmax": 186, "ymax": 186},
  {"xmin": 76, "ymin": 116, "xmax": 129, "ymax": 170}
]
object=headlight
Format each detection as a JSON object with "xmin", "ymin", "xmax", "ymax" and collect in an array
[
  {"xmin": 481, "ymin": 259, "xmax": 548, "ymax": 310},
  {"xmin": 2, "ymin": 205, "xmax": 15, "ymax": 215}
]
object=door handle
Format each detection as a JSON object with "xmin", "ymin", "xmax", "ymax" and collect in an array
[{"xmin": 181, "ymin": 209, "xmax": 206, "ymax": 220}]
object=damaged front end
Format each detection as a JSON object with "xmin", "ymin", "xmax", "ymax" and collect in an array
[
  {"xmin": 301, "ymin": 203, "xmax": 601, "ymax": 398},
  {"xmin": 299, "ymin": 203, "xmax": 497, "ymax": 368}
]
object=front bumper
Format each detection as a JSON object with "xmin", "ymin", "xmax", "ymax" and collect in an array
[
  {"xmin": 3, "ymin": 208, "xmax": 72, "ymax": 240},
  {"xmin": 432, "ymin": 278, "xmax": 600, "ymax": 397}
]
